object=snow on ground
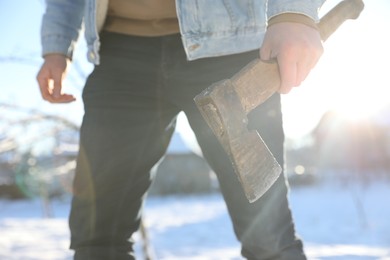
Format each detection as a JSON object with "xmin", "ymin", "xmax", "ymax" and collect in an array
[{"xmin": 0, "ymin": 179, "xmax": 389, "ymax": 260}]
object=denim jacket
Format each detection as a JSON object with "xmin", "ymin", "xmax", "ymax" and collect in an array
[{"xmin": 41, "ymin": 0, "xmax": 324, "ymax": 64}]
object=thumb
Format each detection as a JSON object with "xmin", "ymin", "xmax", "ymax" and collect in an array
[{"xmin": 259, "ymin": 45, "xmax": 272, "ymax": 61}]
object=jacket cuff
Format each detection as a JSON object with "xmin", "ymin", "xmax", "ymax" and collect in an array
[
  {"xmin": 41, "ymin": 35, "xmax": 76, "ymax": 60},
  {"xmin": 267, "ymin": 0, "xmax": 323, "ymax": 23},
  {"xmin": 268, "ymin": 13, "xmax": 318, "ymax": 30}
]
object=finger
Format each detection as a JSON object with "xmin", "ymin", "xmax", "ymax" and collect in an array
[
  {"xmin": 44, "ymin": 92, "xmax": 76, "ymax": 104},
  {"xmin": 37, "ymin": 71, "xmax": 53, "ymax": 102},
  {"xmin": 260, "ymin": 48, "xmax": 271, "ymax": 61},
  {"xmin": 50, "ymin": 94, "xmax": 76, "ymax": 103},
  {"xmin": 52, "ymin": 71, "xmax": 63, "ymax": 99},
  {"xmin": 277, "ymin": 55, "xmax": 297, "ymax": 94},
  {"xmin": 295, "ymin": 65, "xmax": 308, "ymax": 87},
  {"xmin": 260, "ymin": 42, "xmax": 276, "ymax": 61},
  {"xmin": 295, "ymin": 51, "xmax": 322, "ymax": 86},
  {"xmin": 295, "ymin": 56, "xmax": 312, "ymax": 86}
]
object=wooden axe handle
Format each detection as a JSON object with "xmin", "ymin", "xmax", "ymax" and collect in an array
[{"xmin": 231, "ymin": 0, "xmax": 365, "ymax": 114}]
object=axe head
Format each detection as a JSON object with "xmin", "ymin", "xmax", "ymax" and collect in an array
[{"xmin": 194, "ymin": 79, "xmax": 282, "ymax": 203}]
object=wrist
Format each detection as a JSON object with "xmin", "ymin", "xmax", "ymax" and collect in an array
[
  {"xmin": 268, "ymin": 13, "xmax": 318, "ymax": 30},
  {"xmin": 43, "ymin": 53, "xmax": 69, "ymax": 60}
]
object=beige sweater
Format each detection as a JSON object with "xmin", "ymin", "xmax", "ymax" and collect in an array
[
  {"xmin": 99, "ymin": 0, "xmax": 317, "ymax": 37},
  {"xmin": 103, "ymin": 0, "xmax": 180, "ymax": 36}
]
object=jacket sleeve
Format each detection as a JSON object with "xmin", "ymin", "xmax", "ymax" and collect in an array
[
  {"xmin": 41, "ymin": 0, "xmax": 85, "ymax": 59},
  {"xmin": 267, "ymin": 0, "xmax": 326, "ymax": 23}
]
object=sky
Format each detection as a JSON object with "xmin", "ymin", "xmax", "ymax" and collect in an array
[{"xmin": 1, "ymin": 0, "xmax": 390, "ymax": 144}]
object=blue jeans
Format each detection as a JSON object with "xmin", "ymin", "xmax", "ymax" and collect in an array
[{"xmin": 69, "ymin": 32, "xmax": 306, "ymax": 260}]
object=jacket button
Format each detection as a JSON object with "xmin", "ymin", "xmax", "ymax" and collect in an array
[{"xmin": 89, "ymin": 52, "xmax": 95, "ymax": 59}]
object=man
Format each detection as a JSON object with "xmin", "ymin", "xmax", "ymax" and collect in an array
[{"xmin": 37, "ymin": 0, "xmax": 324, "ymax": 259}]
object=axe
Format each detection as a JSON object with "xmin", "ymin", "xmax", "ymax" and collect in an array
[{"xmin": 194, "ymin": 0, "xmax": 365, "ymax": 203}]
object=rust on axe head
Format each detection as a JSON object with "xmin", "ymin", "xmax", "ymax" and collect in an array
[{"xmin": 194, "ymin": 0, "xmax": 365, "ymax": 203}]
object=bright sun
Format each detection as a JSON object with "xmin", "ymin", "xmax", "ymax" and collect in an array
[
  {"xmin": 331, "ymin": 90, "xmax": 386, "ymax": 122},
  {"xmin": 281, "ymin": 0, "xmax": 390, "ymax": 138}
]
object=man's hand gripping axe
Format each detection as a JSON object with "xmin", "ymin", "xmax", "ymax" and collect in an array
[{"xmin": 194, "ymin": 0, "xmax": 365, "ymax": 203}]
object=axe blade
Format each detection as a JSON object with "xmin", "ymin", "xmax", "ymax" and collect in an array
[{"xmin": 194, "ymin": 79, "xmax": 282, "ymax": 202}]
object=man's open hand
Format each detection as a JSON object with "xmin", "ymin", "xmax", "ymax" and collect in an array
[
  {"xmin": 36, "ymin": 54, "xmax": 76, "ymax": 103},
  {"xmin": 260, "ymin": 22, "xmax": 323, "ymax": 94}
]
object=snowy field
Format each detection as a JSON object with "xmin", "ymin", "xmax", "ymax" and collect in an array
[{"xmin": 0, "ymin": 179, "xmax": 389, "ymax": 260}]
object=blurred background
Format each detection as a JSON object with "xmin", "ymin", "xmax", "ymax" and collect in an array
[{"xmin": 1, "ymin": 0, "xmax": 390, "ymax": 259}]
